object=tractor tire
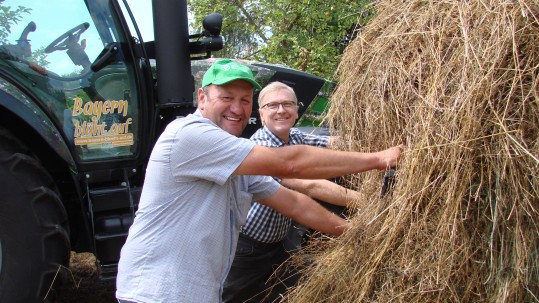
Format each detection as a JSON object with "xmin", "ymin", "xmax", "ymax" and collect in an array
[{"xmin": 0, "ymin": 126, "xmax": 70, "ymax": 303}]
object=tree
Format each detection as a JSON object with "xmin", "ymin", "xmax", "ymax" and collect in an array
[
  {"xmin": 31, "ymin": 46, "xmax": 49, "ymax": 67},
  {"xmin": 188, "ymin": 0, "xmax": 372, "ymax": 80},
  {"xmin": 0, "ymin": 3, "xmax": 48, "ymax": 67},
  {"xmin": 0, "ymin": 3, "xmax": 31, "ymax": 44}
]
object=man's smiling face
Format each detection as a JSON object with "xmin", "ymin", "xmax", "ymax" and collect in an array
[
  {"xmin": 259, "ymin": 88, "xmax": 299, "ymax": 142},
  {"xmin": 198, "ymin": 81, "xmax": 254, "ymax": 137}
]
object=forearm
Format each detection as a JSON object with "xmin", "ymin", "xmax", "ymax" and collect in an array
[
  {"xmin": 278, "ymin": 145, "xmax": 388, "ymax": 179},
  {"xmin": 281, "ymin": 179, "xmax": 357, "ymax": 207},
  {"xmin": 260, "ymin": 187, "xmax": 351, "ymax": 236},
  {"xmin": 288, "ymin": 145, "xmax": 378, "ymax": 178},
  {"xmin": 234, "ymin": 144, "xmax": 403, "ymax": 179},
  {"xmin": 289, "ymin": 191, "xmax": 351, "ymax": 236}
]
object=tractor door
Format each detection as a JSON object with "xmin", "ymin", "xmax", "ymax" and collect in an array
[{"xmin": 0, "ymin": 0, "xmax": 151, "ymax": 165}]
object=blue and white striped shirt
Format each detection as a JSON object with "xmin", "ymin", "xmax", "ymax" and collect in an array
[{"xmin": 240, "ymin": 126, "xmax": 329, "ymax": 243}]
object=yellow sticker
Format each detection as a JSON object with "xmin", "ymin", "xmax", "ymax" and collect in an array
[{"xmin": 70, "ymin": 97, "xmax": 134, "ymax": 147}]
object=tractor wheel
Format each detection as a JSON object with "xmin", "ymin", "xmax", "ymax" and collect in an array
[{"xmin": 0, "ymin": 127, "xmax": 70, "ymax": 303}]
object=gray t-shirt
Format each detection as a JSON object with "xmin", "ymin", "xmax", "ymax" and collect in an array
[{"xmin": 116, "ymin": 111, "xmax": 280, "ymax": 303}]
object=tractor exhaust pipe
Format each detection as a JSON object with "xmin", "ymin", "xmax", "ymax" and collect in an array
[{"xmin": 152, "ymin": 0, "xmax": 193, "ymax": 107}]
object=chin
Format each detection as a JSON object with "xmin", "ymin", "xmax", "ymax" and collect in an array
[
  {"xmin": 274, "ymin": 125, "xmax": 293, "ymax": 133},
  {"xmin": 225, "ymin": 127, "xmax": 244, "ymax": 137}
]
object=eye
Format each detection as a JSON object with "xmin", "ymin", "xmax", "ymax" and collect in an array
[
  {"xmin": 267, "ymin": 103, "xmax": 279, "ymax": 110},
  {"xmin": 282, "ymin": 102, "xmax": 296, "ymax": 108}
]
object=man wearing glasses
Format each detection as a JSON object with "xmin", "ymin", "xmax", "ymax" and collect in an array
[{"xmin": 223, "ymin": 81, "xmax": 363, "ymax": 303}]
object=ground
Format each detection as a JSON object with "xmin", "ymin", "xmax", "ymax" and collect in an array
[{"xmin": 54, "ymin": 252, "xmax": 117, "ymax": 303}]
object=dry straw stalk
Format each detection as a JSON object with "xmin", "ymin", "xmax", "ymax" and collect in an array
[{"xmin": 286, "ymin": 0, "xmax": 539, "ymax": 302}]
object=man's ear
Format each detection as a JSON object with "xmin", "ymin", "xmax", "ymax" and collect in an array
[
  {"xmin": 197, "ymin": 88, "xmax": 206, "ymax": 110},
  {"xmin": 258, "ymin": 109, "xmax": 266, "ymax": 125}
]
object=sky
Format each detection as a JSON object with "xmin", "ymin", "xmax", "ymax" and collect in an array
[
  {"xmin": 124, "ymin": 0, "xmax": 155, "ymax": 41},
  {"xmin": 9, "ymin": 0, "xmax": 155, "ymax": 40},
  {"xmin": 6, "ymin": 0, "xmax": 156, "ymax": 73},
  {"xmin": 5, "ymin": 0, "xmax": 210, "ymax": 75}
]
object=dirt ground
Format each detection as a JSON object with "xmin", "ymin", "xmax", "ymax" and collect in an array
[{"xmin": 54, "ymin": 252, "xmax": 117, "ymax": 303}]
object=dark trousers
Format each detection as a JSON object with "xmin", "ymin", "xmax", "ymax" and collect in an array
[{"xmin": 222, "ymin": 234, "xmax": 301, "ymax": 303}]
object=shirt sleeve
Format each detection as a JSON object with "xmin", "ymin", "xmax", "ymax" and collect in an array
[
  {"xmin": 169, "ymin": 119, "xmax": 255, "ymax": 185},
  {"xmin": 245, "ymin": 175, "xmax": 281, "ymax": 202}
]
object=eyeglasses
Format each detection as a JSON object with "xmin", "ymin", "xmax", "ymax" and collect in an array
[{"xmin": 260, "ymin": 101, "xmax": 299, "ymax": 111}]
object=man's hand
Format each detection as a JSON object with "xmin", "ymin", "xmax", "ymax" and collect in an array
[{"xmin": 377, "ymin": 144, "xmax": 404, "ymax": 170}]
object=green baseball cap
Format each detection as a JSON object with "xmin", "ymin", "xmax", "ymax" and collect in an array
[{"xmin": 202, "ymin": 59, "xmax": 261, "ymax": 89}]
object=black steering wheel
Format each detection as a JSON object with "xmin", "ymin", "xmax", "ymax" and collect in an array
[{"xmin": 44, "ymin": 22, "xmax": 89, "ymax": 54}]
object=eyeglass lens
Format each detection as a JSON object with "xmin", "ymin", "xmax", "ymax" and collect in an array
[{"xmin": 263, "ymin": 102, "xmax": 297, "ymax": 110}]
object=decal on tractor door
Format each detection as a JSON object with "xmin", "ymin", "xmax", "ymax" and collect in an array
[{"xmin": 71, "ymin": 97, "xmax": 134, "ymax": 147}]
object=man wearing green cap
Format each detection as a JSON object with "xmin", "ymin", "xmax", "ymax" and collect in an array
[{"xmin": 116, "ymin": 59, "xmax": 403, "ymax": 303}]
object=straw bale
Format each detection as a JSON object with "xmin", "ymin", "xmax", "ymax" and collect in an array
[{"xmin": 286, "ymin": 1, "xmax": 539, "ymax": 302}]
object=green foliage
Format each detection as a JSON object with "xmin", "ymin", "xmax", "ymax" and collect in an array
[
  {"xmin": 0, "ymin": 4, "xmax": 31, "ymax": 44},
  {"xmin": 0, "ymin": 5, "xmax": 49, "ymax": 68},
  {"xmin": 32, "ymin": 46, "xmax": 49, "ymax": 67},
  {"xmin": 188, "ymin": 0, "xmax": 372, "ymax": 79}
]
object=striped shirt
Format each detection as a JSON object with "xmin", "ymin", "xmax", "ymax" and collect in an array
[{"xmin": 240, "ymin": 126, "xmax": 329, "ymax": 243}]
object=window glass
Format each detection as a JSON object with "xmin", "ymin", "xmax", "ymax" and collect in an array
[{"xmin": 1, "ymin": 0, "xmax": 140, "ymax": 161}]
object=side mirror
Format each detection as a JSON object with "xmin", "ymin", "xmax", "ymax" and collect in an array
[
  {"xmin": 189, "ymin": 13, "xmax": 224, "ymax": 59},
  {"xmin": 202, "ymin": 13, "xmax": 222, "ymax": 36}
]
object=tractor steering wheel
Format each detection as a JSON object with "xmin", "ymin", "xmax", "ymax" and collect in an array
[{"xmin": 44, "ymin": 22, "xmax": 89, "ymax": 54}]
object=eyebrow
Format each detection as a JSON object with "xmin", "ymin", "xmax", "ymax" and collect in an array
[{"xmin": 264, "ymin": 100, "xmax": 296, "ymax": 104}]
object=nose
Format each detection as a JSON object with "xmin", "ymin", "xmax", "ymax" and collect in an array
[
  {"xmin": 229, "ymin": 99, "xmax": 244, "ymax": 114},
  {"xmin": 276, "ymin": 103, "xmax": 287, "ymax": 113}
]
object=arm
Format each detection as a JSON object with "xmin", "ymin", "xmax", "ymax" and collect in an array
[
  {"xmin": 258, "ymin": 186, "xmax": 351, "ymax": 236},
  {"xmin": 280, "ymin": 179, "xmax": 361, "ymax": 207},
  {"xmin": 234, "ymin": 144, "xmax": 403, "ymax": 179}
]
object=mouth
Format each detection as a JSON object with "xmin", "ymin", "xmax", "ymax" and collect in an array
[{"xmin": 224, "ymin": 116, "xmax": 241, "ymax": 122}]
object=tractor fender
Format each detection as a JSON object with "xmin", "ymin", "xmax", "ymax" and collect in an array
[{"xmin": 0, "ymin": 78, "xmax": 76, "ymax": 170}]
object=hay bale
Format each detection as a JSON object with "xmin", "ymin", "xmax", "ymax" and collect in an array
[{"xmin": 286, "ymin": 1, "xmax": 539, "ymax": 302}]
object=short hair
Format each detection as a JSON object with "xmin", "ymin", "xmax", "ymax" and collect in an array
[{"xmin": 257, "ymin": 81, "xmax": 297, "ymax": 107}]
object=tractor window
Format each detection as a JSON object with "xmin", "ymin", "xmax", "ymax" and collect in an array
[{"xmin": 0, "ymin": 0, "xmax": 141, "ymax": 161}]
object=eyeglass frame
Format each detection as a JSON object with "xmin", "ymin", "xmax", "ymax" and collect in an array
[{"xmin": 259, "ymin": 101, "xmax": 302, "ymax": 111}]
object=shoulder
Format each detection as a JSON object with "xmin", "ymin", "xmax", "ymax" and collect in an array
[
  {"xmin": 250, "ymin": 127, "xmax": 281, "ymax": 147},
  {"xmin": 163, "ymin": 115, "xmax": 254, "ymax": 152}
]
